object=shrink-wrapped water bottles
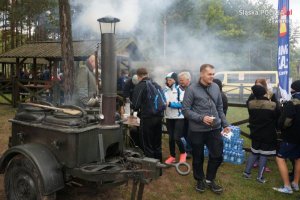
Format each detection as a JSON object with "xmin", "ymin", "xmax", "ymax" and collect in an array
[{"xmin": 204, "ymin": 126, "xmax": 245, "ymax": 165}]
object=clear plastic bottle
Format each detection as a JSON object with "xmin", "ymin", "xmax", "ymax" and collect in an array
[
  {"xmin": 124, "ymin": 98, "xmax": 131, "ymax": 115},
  {"xmin": 223, "ymin": 150, "xmax": 228, "ymax": 162},
  {"xmin": 230, "ymin": 151, "xmax": 235, "ymax": 163}
]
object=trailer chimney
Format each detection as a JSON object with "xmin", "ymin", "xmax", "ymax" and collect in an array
[{"xmin": 97, "ymin": 16, "xmax": 120, "ymax": 125}]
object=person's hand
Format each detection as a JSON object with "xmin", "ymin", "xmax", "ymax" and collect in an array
[
  {"xmin": 166, "ymin": 101, "xmax": 170, "ymax": 107},
  {"xmin": 203, "ymin": 116, "xmax": 214, "ymax": 126},
  {"xmin": 223, "ymin": 126, "xmax": 231, "ymax": 134},
  {"xmin": 87, "ymin": 97, "xmax": 98, "ymax": 106}
]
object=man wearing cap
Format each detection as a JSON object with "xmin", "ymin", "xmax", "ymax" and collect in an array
[
  {"xmin": 164, "ymin": 72, "xmax": 187, "ymax": 164},
  {"xmin": 182, "ymin": 64, "xmax": 230, "ymax": 194},
  {"xmin": 273, "ymin": 80, "xmax": 300, "ymax": 194}
]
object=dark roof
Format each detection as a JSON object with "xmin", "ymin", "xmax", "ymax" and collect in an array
[
  {"xmin": 0, "ymin": 38, "xmax": 137, "ymax": 61},
  {"xmin": 0, "ymin": 57, "xmax": 48, "ymax": 64}
]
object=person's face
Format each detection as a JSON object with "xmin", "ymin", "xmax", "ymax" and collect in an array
[
  {"xmin": 88, "ymin": 55, "xmax": 96, "ymax": 70},
  {"xmin": 137, "ymin": 75, "xmax": 142, "ymax": 81},
  {"xmin": 200, "ymin": 67, "xmax": 215, "ymax": 85},
  {"xmin": 179, "ymin": 76, "xmax": 190, "ymax": 87},
  {"xmin": 166, "ymin": 78, "xmax": 175, "ymax": 87}
]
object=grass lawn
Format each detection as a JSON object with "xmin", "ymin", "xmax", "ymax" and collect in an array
[
  {"xmin": 0, "ymin": 94, "xmax": 12, "ymax": 105},
  {"xmin": 0, "ymin": 104, "xmax": 298, "ymax": 200}
]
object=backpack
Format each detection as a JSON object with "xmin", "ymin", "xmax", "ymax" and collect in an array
[{"xmin": 145, "ymin": 80, "xmax": 166, "ymax": 115}]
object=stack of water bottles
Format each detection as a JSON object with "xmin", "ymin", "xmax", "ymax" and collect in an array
[{"xmin": 204, "ymin": 126, "xmax": 245, "ymax": 165}]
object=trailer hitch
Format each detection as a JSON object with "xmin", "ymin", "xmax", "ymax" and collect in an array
[
  {"xmin": 126, "ymin": 157, "xmax": 191, "ymax": 176},
  {"xmin": 164, "ymin": 162, "xmax": 191, "ymax": 176}
]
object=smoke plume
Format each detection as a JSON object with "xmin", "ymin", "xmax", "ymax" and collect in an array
[{"xmin": 70, "ymin": 0, "xmax": 278, "ymax": 84}]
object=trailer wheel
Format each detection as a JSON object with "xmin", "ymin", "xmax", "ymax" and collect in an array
[{"xmin": 4, "ymin": 155, "xmax": 56, "ymax": 200}]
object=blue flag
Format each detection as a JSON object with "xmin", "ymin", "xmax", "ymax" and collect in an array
[{"xmin": 277, "ymin": 0, "xmax": 290, "ymax": 100}]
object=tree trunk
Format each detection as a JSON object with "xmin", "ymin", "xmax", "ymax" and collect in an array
[
  {"xmin": 58, "ymin": 0, "xmax": 75, "ymax": 103},
  {"xmin": 10, "ymin": 0, "xmax": 16, "ymax": 50}
]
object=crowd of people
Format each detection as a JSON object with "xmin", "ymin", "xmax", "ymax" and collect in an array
[
  {"xmin": 123, "ymin": 65, "xmax": 300, "ymax": 196},
  {"xmin": 75, "ymin": 57, "xmax": 300, "ymax": 195},
  {"xmin": 242, "ymin": 78, "xmax": 300, "ymax": 195},
  {"xmin": 128, "ymin": 64, "xmax": 231, "ymax": 194}
]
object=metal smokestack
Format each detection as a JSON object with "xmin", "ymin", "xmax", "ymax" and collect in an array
[
  {"xmin": 97, "ymin": 16, "xmax": 120, "ymax": 125},
  {"xmin": 101, "ymin": 33, "xmax": 117, "ymax": 125}
]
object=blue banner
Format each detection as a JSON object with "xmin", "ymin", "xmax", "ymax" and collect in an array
[{"xmin": 277, "ymin": 0, "xmax": 290, "ymax": 100}]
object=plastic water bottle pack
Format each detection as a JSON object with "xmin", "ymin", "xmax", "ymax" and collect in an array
[{"xmin": 204, "ymin": 125, "xmax": 245, "ymax": 165}]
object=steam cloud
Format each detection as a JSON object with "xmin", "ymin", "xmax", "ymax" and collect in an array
[{"xmin": 71, "ymin": 0, "xmax": 278, "ymax": 84}]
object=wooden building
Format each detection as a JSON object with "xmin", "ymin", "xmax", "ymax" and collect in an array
[{"xmin": 0, "ymin": 38, "xmax": 143, "ymax": 107}]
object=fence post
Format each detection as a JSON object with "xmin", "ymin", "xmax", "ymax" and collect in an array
[
  {"xmin": 12, "ymin": 76, "xmax": 17, "ymax": 107},
  {"xmin": 239, "ymin": 84, "xmax": 244, "ymax": 103}
]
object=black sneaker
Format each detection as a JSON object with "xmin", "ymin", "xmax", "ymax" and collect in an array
[
  {"xmin": 186, "ymin": 152, "xmax": 192, "ymax": 159},
  {"xmin": 206, "ymin": 180, "xmax": 223, "ymax": 194},
  {"xmin": 242, "ymin": 172, "xmax": 251, "ymax": 179},
  {"xmin": 196, "ymin": 180, "xmax": 206, "ymax": 193}
]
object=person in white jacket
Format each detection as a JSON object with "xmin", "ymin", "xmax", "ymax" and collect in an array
[{"xmin": 164, "ymin": 72, "xmax": 187, "ymax": 164}]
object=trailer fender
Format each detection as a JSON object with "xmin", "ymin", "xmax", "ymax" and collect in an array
[{"xmin": 0, "ymin": 143, "xmax": 64, "ymax": 195}]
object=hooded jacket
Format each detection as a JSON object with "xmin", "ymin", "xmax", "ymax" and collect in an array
[
  {"xmin": 247, "ymin": 95, "xmax": 280, "ymax": 144},
  {"xmin": 182, "ymin": 81, "xmax": 229, "ymax": 132},
  {"xmin": 164, "ymin": 84, "xmax": 184, "ymax": 119}
]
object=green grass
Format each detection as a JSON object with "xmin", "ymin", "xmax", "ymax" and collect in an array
[{"xmin": 0, "ymin": 94, "xmax": 12, "ymax": 104}]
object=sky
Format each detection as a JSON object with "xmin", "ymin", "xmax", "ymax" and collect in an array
[
  {"xmin": 267, "ymin": 0, "xmax": 300, "ymax": 45},
  {"xmin": 268, "ymin": 0, "xmax": 300, "ymax": 29}
]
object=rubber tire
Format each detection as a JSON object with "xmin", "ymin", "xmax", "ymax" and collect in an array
[{"xmin": 4, "ymin": 155, "xmax": 56, "ymax": 200}]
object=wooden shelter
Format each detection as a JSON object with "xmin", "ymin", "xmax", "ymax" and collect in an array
[{"xmin": 0, "ymin": 38, "xmax": 143, "ymax": 106}]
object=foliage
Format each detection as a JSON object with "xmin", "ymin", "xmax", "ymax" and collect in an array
[
  {"xmin": 142, "ymin": 0, "xmax": 292, "ymax": 71},
  {"xmin": 0, "ymin": 0, "xmax": 58, "ymax": 51}
]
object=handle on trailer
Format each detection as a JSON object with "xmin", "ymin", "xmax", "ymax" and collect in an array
[{"xmin": 24, "ymin": 103, "xmax": 82, "ymax": 115}]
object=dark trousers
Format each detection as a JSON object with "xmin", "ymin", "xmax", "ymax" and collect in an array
[
  {"xmin": 166, "ymin": 119, "xmax": 185, "ymax": 157},
  {"xmin": 140, "ymin": 117, "xmax": 163, "ymax": 161},
  {"xmin": 183, "ymin": 119, "xmax": 192, "ymax": 153},
  {"xmin": 190, "ymin": 129, "xmax": 223, "ymax": 181},
  {"xmin": 129, "ymin": 126, "xmax": 141, "ymax": 148}
]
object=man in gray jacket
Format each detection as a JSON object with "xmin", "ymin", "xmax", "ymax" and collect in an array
[
  {"xmin": 182, "ymin": 64, "xmax": 230, "ymax": 194},
  {"xmin": 75, "ymin": 55, "xmax": 98, "ymax": 107}
]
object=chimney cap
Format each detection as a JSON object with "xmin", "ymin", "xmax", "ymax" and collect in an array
[{"xmin": 97, "ymin": 16, "xmax": 120, "ymax": 24}]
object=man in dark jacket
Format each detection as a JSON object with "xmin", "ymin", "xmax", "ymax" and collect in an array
[
  {"xmin": 213, "ymin": 78, "xmax": 228, "ymax": 115},
  {"xmin": 182, "ymin": 64, "xmax": 230, "ymax": 194},
  {"xmin": 132, "ymin": 68, "xmax": 164, "ymax": 163},
  {"xmin": 123, "ymin": 74, "xmax": 139, "ymax": 102},
  {"xmin": 273, "ymin": 80, "xmax": 300, "ymax": 194}
]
